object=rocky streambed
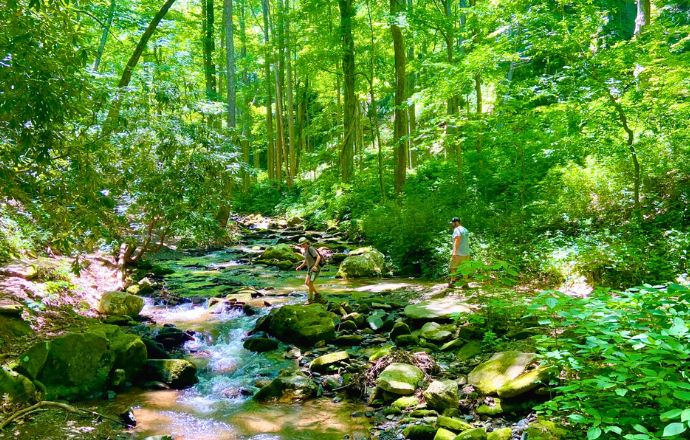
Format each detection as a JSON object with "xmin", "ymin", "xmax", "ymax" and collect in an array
[{"xmin": 1, "ymin": 218, "xmax": 564, "ymax": 440}]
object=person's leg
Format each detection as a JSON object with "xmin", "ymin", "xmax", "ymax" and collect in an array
[
  {"xmin": 448, "ymin": 256, "xmax": 460, "ymax": 287},
  {"xmin": 305, "ymin": 274, "xmax": 314, "ymax": 302}
]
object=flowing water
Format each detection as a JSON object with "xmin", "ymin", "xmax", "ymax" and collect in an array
[{"xmin": 99, "ymin": 232, "xmax": 412, "ymax": 440}]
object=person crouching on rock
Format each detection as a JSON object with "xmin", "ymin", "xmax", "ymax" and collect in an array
[{"xmin": 296, "ymin": 237, "xmax": 322, "ymax": 303}]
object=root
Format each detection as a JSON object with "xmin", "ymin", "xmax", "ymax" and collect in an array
[{"xmin": 0, "ymin": 400, "xmax": 126, "ymax": 430}]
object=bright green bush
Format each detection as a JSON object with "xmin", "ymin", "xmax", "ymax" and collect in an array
[{"xmin": 529, "ymin": 284, "xmax": 690, "ymax": 439}]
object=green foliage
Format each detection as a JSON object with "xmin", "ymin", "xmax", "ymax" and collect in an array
[{"xmin": 529, "ymin": 284, "xmax": 690, "ymax": 439}]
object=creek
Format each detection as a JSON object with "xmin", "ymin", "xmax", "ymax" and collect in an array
[{"xmin": 99, "ymin": 226, "xmax": 425, "ymax": 440}]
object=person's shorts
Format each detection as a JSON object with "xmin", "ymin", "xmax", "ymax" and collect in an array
[
  {"xmin": 449, "ymin": 255, "xmax": 470, "ymax": 274},
  {"xmin": 308, "ymin": 267, "xmax": 321, "ymax": 282}
]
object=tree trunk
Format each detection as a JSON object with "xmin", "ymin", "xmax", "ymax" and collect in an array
[
  {"xmin": 224, "ymin": 0, "xmax": 236, "ymax": 128},
  {"xmin": 366, "ymin": 0, "xmax": 385, "ymax": 201},
  {"xmin": 274, "ymin": 67, "xmax": 287, "ymax": 186},
  {"xmin": 391, "ymin": 0, "xmax": 407, "ymax": 194},
  {"xmin": 634, "ymin": 0, "xmax": 651, "ymax": 35},
  {"xmin": 339, "ymin": 0, "xmax": 356, "ymax": 182},
  {"xmin": 474, "ymin": 72, "xmax": 483, "ymax": 172},
  {"xmin": 607, "ymin": 90, "xmax": 642, "ymax": 217},
  {"xmin": 202, "ymin": 0, "xmax": 217, "ymax": 102},
  {"xmin": 93, "ymin": 0, "xmax": 116, "ymax": 71},
  {"xmin": 285, "ymin": 0, "xmax": 297, "ymax": 181},
  {"xmin": 103, "ymin": 0, "xmax": 178, "ymax": 134},
  {"xmin": 406, "ymin": 0, "xmax": 416, "ymax": 168},
  {"xmin": 261, "ymin": 0, "xmax": 275, "ymax": 179}
]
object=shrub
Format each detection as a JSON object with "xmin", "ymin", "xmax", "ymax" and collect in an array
[{"xmin": 529, "ymin": 284, "xmax": 690, "ymax": 439}]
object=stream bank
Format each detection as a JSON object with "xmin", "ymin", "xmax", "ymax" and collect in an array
[{"xmin": 1, "ymin": 217, "xmax": 562, "ymax": 440}]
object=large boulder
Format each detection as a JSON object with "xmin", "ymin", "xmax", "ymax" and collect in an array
[
  {"xmin": 259, "ymin": 244, "xmax": 303, "ymax": 263},
  {"xmin": 85, "ymin": 324, "xmax": 148, "ymax": 381},
  {"xmin": 376, "ymin": 363, "xmax": 424, "ymax": 396},
  {"xmin": 16, "ymin": 325, "xmax": 149, "ymax": 400},
  {"xmin": 468, "ymin": 351, "xmax": 535, "ymax": 395},
  {"xmin": 254, "ymin": 370, "xmax": 318, "ymax": 402},
  {"xmin": 404, "ymin": 297, "xmax": 471, "ymax": 321},
  {"xmin": 263, "ymin": 304, "xmax": 336, "ymax": 347},
  {"xmin": 98, "ymin": 291, "xmax": 145, "ymax": 317},
  {"xmin": 144, "ymin": 359, "xmax": 198, "ymax": 389},
  {"xmin": 30, "ymin": 332, "xmax": 115, "ymax": 400},
  {"xmin": 0, "ymin": 368, "xmax": 36, "ymax": 403},
  {"xmin": 423, "ymin": 380, "xmax": 458, "ymax": 411},
  {"xmin": 456, "ymin": 428, "xmax": 488, "ymax": 440},
  {"xmin": 336, "ymin": 247, "xmax": 386, "ymax": 278}
]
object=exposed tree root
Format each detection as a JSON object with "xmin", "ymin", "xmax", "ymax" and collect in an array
[{"xmin": 0, "ymin": 400, "xmax": 126, "ymax": 430}]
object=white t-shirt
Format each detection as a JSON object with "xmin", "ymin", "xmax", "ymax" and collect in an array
[{"xmin": 452, "ymin": 226, "xmax": 470, "ymax": 256}]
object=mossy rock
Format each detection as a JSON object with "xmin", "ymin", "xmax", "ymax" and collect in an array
[
  {"xmin": 487, "ymin": 428, "xmax": 512, "ymax": 440},
  {"xmin": 336, "ymin": 247, "xmax": 386, "ymax": 278},
  {"xmin": 144, "ymin": 359, "xmax": 198, "ymax": 389},
  {"xmin": 455, "ymin": 428, "xmax": 487, "ymax": 440},
  {"xmin": 434, "ymin": 428, "xmax": 456, "ymax": 440},
  {"xmin": 260, "ymin": 244, "xmax": 303, "ymax": 263},
  {"xmin": 0, "ymin": 314, "xmax": 32, "ymax": 341},
  {"xmin": 310, "ymin": 351, "xmax": 349, "ymax": 372},
  {"xmin": 402, "ymin": 424, "xmax": 437, "ymax": 440},
  {"xmin": 98, "ymin": 291, "xmax": 145, "ymax": 317},
  {"xmin": 265, "ymin": 304, "xmax": 336, "ymax": 347},
  {"xmin": 243, "ymin": 335, "xmax": 279, "ymax": 352},
  {"xmin": 467, "ymin": 351, "xmax": 535, "ymax": 395},
  {"xmin": 403, "ymin": 298, "xmax": 471, "ymax": 321},
  {"xmin": 437, "ymin": 415, "xmax": 472, "ymax": 432},
  {"xmin": 497, "ymin": 366, "xmax": 550, "ymax": 398},
  {"xmin": 377, "ymin": 363, "xmax": 424, "ymax": 396},
  {"xmin": 392, "ymin": 395, "xmax": 420, "ymax": 410},
  {"xmin": 390, "ymin": 321, "xmax": 412, "ymax": 339},
  {"xmin": 456, "ymin": 340, "xmax": 482, "ymax": 361},
  {"xmin": 423, "ymin": 380, "xmax": 458, "ymax": 412},
  {"xmin": 524, "ymin": 419, "xmax": 566, "ymax": 440},
  {"xmin": 395, "ymin": 334, "xmax": 420, "ymax": 347},
  {"xmin": 476, "ymin": 399, "xmax": 503, "ymax": 416},
  {"xmin": 36, "ymin": 332, "xmax": 115, "ymax": 400},
  {"xmin": 0, "ymin": 368, "xmax": 36, "ymax": 403},
  {"xmin": 254, "ymin": 370, "xmax": 318, "ymax": 402},
  {"xmin": 420, "ymin": 322, "xmax": 453, "ymax": 343}
]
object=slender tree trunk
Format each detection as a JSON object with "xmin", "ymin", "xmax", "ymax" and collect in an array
[
  {"xmin": 391, "ymin": 0, "xmax": 407, "ymax": 194},
  {"xmin": 274, "ymin": 67, "xmax": 289, "ymax": 185},
  {"xmin": 93, "ymin": 0, "xmax": 116, "ymax": 71},
  {"xmin": 607, "ymin": 90, "xmax": 642, "ymax": 216},
  {"xmin": 224, "ymin": 0, "xmax": 236, "ymax": 128},
  {"xmin": 366, "ymin": 0, "xmax": 385, "ymax": 201},
  {"xmin": 406, "ymin": 0, "xmax": 416, "ymax": 168},
  {"xmin": 474, "ymin": 72, "xmax": 483, "ymax": 171},
  {"xmin": 634, "ymin": 0, "xmax": 651, "ymax": 35},
  {"xmin": 262, "ymin": 0, "xmax": 275, "ymax": 179},
  {"xmin": 202, "ymin": 0, "xmax": 217, "ymax": 102},
  {"xmin": 339, "ymin": 0, "xmax": 356, "ymax": 182},
  {"xmin": 285, "ymin": 0, "xmax": 296, "ymax": 180},
  {"xmin": 103, "ymin": 0, "xmax": 177, "ymax": 134},
  {"xmin": 444, "ymin": 0, "xmax": 457, "ymax": 115}
]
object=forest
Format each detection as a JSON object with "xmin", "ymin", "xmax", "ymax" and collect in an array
[{"xmin": 0, "ymin": 0, "xmax": 689, "ymax": 439}]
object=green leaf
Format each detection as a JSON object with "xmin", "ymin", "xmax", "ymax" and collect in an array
[
  {"xmin": 633, "ymin": 424, "xmax": 649, "ymax": 434},
  {"xmin": 588, "ymin": 427, "xmax": 602, "ymax": 439},
  {"xmin": 661, "ymin": 409, "xmax": 683, "ymax": 422},
  {"xmin": 673, "ymin": 390, "xmax": 690, "ymax": 401},
  {"xmin": 681, "ymin": 409, "xmax": 690, "ymax": 423},
  {"xmin": 662, "ymin": 423, "xmax": 686, "ymax": 437}
]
